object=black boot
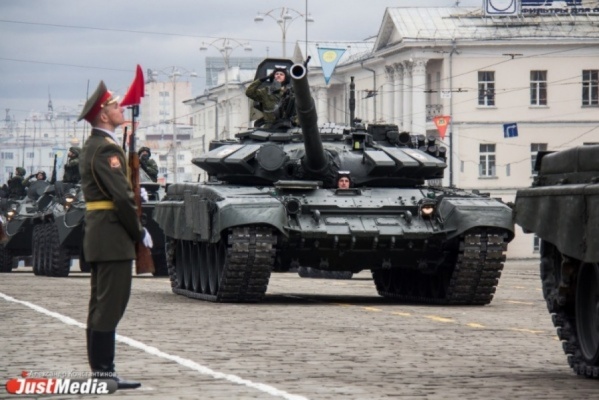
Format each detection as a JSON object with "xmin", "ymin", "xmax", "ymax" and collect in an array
[{"xmin": 88, "ymin": 330, "xmax": 141, "ymax": 390}]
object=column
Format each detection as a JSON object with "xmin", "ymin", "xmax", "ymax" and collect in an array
[
  {"xmin": 402, "ymin": 61, "xmax": 413, "ymax": 133},
  {"xmin": 411, "ymin": 58, "xmax": 428, "ymax": 136},
  {"xmin": 384, "ymin": 65, "xmax": 395, "ymax": 124},
  {"xmin": 393, "ymin": 63, "xmax": 404, "ymax": 130},
  {"xmin": 315, "ymin": 87, "xmax": 328, "ymax": 122}
]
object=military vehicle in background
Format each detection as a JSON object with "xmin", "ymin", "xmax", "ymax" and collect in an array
[
  {"xmin": 153, "ymin": 59, "xmax": 515, "ymax": 303},
  {"xmin": 514, "ymin": 144, "xmax": 599, "ymax": 379},
  {"xmin": 0, "ymin": 180, "xmax": 51, "ymax": 273}
]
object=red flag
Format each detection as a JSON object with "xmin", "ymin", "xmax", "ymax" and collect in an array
[
  {"xmin": 120, "ymin": 64, "xmax": 145, "ymax": 107},
  {"xmin": 433, "ymin": 115, "xmax": 451, "ymax": 140}
]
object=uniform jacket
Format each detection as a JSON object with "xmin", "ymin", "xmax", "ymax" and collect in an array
[
  {"xmin": 63, "ymin": 156, "xmax": 81, "ymax": 183},
  {"xmin": 80, "ymin": 129, "xmax": 143, "ymax": 262},
  {"xmin": 140, "ymin": 157, "xmax": 158, "ymax": 182}
]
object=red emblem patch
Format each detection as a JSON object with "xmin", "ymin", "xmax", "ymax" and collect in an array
[{"xmin": 109, "ymin": 156, "xmax": 121, "ymax": 169}]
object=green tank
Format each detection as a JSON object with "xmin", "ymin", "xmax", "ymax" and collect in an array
[
  {"xmin": 514, "ymin": 144, "xmax": 599, "ymax": 378},
  {"xmin": 153, "ymin": 59, "xmax": 515, "ymax": 303}
]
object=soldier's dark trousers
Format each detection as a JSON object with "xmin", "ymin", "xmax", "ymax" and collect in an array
[{"xmin": 87, "ymin": 261, "xmax": 139, "ymax": 389}]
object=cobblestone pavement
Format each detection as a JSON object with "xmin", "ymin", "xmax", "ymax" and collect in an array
[{"xmin": 1, "ymin": 260, "xmax": 597, "ymax": 399}]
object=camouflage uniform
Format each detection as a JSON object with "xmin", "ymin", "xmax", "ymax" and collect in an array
[
  {"xmin": 138, "ymin": 147, "xmax": 158, "ymax": 182},
  {"xmin": 6, "ymin": 167, "xmax": 26, "ymax": 199},
  {"xmin": 246, "ymin": 68, "xmax": 297, "ymax": 128},
  {"xmin": 63, "ymin": 146, "xmax": 82, "ymax": 183}
]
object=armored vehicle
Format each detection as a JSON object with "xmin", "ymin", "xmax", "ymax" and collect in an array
[
  {"xmin": 154, "ymin": 59, "xmax": 515, "ymax": 303},
  {"xmin": 0, "ymin": 180, "xmax": 51, "ymax": 273},
  {"xmin": 514, "ymin": 144, "xmax": 599, "ymax": 378}
]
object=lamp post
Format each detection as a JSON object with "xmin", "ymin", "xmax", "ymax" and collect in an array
[
  {"xmin": 200, "ymin": 38, "xmax": 251, "ymax": 139},
  {"xmin": 254, "ymin": 5, "xmax": 314, "ymax": 58},
  {"xmin": 147, "ymin": 66, "xmax": 197, "ymax": 183}
]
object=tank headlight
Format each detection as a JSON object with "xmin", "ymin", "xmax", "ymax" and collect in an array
[
  {"xmin": 7, "ymin": 205, "xmax": 18, "ymax": 221},
  {"xmin": 64, "ymin": 190, "xmax": 77, "ymax": 209}
]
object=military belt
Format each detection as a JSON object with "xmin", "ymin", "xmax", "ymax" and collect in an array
[{"xmin": 86, "ymin": 200, "xmax": 115, "ymax": 211}]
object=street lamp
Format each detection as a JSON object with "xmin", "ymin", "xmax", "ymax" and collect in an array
[
  {"xmin": 254, "ymin": 6, "xmax": 314, "ymax": 58},
  {"xmin": 200, "ymin": 38, "xmax": 251, "ymax": 139},
  {"xmin": 147, "ymin": 66, "xmax": 197, "ymax": 183}
]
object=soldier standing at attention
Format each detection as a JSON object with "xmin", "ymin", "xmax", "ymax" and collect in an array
[
  {"xmin": 138, "ymin": 146, "xmax": 158, "ymax": 182},
  {"xmin": 78, "ymin": 81, "xmax": 152, "ymax": 390},
  {"xmin": 62, "ymin": 146, "xmax": 82, "ymax": 183}
]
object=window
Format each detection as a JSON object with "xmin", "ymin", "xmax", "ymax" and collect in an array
[
  {"xmin": 27, "ymin": 152, "xmax": 34, "ymax": 159},
  {"xmin": 5, "ymin": 166, "xmax": 12, "ymax": 173},
  {"xmin": 478, "ymin": 71, "xmax": 495, "ymax": 106},
  {"xmin": 533, "ymin": 235, "xmax": 540, "ymax": 253},
  {"xmin": 479, "ymin": 144, "xmax": 496, "ymax": 177},
  {"xmin": 159, "ymin": 91, "xmax": 170, "ymax": 97},
  {"xmin": 177, "ymin": 167, "xmax": 185, "ymax": 173},
  {"xmin": 530, "ymin": 71, "xmax": 547, "ymax": 106},
  {"xmin": 159, "ymin": 167, "xmax": 167, "ymax": 174},
  {"xmin": 530, "ymin": 143, "xmax": 547, "ymax": 174},
  {"xmin": 159, "ymin": 155, "xmax": 167, "ymax": 161},
  {"xmin": 178, "ymin": 154, "xmax": 185, "ymax": 160},
  {"xmin": 1, "ymin": 152, "xmax": 14, "ymax": 160},
  {"xmin": 582, "ymin": 70, "xmax": 598, "ymax": 106}
]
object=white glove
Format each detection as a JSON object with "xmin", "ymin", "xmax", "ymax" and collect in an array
[
  {"xmin": 142, "ymin": 228, "xmax": 153, "ymax": 248},
  {"xmin": 140, "ymin": 187, "xmax": 149, "ymax": 202}
]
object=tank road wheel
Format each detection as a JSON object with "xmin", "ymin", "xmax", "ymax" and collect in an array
[
  {"xmin": 199, "ymin": 243, "xmax": 209, "ymax": 294},
  {"xmin": 540, "ymin": 240, "xmax": 599, "ymax": 378},
  {"xmin": 168, "ymin": 226, "xmax": 276, "ymax": 303},
  {"xmin": 373, "ymin": 229, "xmax": 507, "ymax": 305},
  {"xmin": 576, "ymin": 263, "xmax": 599, "ymax": 368},
  {"xmin": 0, "ymin": 245, "xmax": 14, "ymax": 273},
  {"xmin": 47, "ymin": 223, "xmax": 71, "ymax": 277},
  {"xmin": 32, "ymin": 224, "xmax": 44, "ymax": 276}
]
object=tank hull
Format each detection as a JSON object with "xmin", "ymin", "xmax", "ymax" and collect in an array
[{"xmin": 514, "ymin": 144, "xmax": 599, "ymax": 378}]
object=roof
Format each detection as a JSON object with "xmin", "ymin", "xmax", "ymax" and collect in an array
[{"xmin": 374, "ymin": 6, "xmax": 599, "ymax": 51}]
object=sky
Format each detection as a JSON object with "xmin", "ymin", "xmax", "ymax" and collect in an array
[{"xmin": 0, "ymin": 0, "xmax": 482, "ymax": 121}]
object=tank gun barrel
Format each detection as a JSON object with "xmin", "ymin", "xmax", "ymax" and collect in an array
[{"xmin": 290, "ymin": 63, "xmax": 328, "ymax": 174}]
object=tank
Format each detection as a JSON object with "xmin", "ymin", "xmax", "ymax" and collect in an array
[
  {"xmin": 514, "ymin": 144, "xmax": 599, "ymax": 378},
  {"xmin": 153, "ymin": 59, "xmax": 515, "ymax": 303}
]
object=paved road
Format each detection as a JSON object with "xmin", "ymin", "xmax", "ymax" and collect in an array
[{"xmin": 1, "ymin": 260, "xmax": 597, "ymax": 399}]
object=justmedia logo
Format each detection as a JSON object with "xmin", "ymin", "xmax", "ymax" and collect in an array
[{"xmin": 5, "ymin": 377, "xmax": 118, "ymax": 395}]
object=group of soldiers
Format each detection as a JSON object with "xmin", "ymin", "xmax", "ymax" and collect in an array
[{"xmin": 0, "ymin": 144, "xmax": 158, "ymax": 202}]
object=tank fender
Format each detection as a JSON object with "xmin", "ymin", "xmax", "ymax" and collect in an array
[
  {"xmin": 438, "ymin": 197, "xmax": 515, "ymax": 241},
  {"xmin": 211, "ymin": 201, "xmax": 287, "ymax": 243},
  {"xmin": 514, "ymin": 183, "xmax": 599, "ymax": 263}
]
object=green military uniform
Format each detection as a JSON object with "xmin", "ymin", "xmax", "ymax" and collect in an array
[
  {"xmin": 6, "ymin": 168, "xmax": 26, "ymax": 199},
  {"xmin": 138, "ymin": 147, "xmax": 158, "ymax": 182},
  {"xmin": 246, "ymin": 75, "xmax": 296, "ymax": 128},
  {"xmin": 80, "ymin": 128, "xmax": 143, "ymax": 332},
  {"xmin": 63, "ymin": 146, "xmax": 82, "ymax": 183}
]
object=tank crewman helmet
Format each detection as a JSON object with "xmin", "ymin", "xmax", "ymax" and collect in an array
[
  {"xmin": 77, "ymin": 81, "xmax": 120, "ymax": 123},
  {"xmin": 68, "ymin": 146, "xmax": 81, "ymax": 157},
  {"xmin": 337, "ymin": 170, "xmax": 352, "ymax": 188},
  {"xmin": 15, "ymin": 167, "xmax": 26, "ymax": 176},
  {"xmin": 271, "ymin": 67, "xmax": 290, "ymax": 85},
  {"xmin": 138, "ymin": 146, "xmax": 151, "ymax": 158}
]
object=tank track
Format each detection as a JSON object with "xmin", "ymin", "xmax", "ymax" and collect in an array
[
  {"xmin": 373, "ymin": 229, "xmax": 507, "ymax": 305},
  {"xmin": 297, "ymin": 267, "xmax": 354, "ymax": 280},
  {"xmin": 540, "ymin": 241, "xmax": 599, "ymax": 378},
  {"xmin": 167, "ymin": 226, "xmax": 276, "ymax": 302}
]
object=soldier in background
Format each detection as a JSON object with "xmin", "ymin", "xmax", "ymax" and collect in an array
[
  {"xmin": 6, "ymin": 167, "xmax": 27, "ymax": 199},
  {"xmin": 138, "ymin": 147, "xmax": 158, "ymax": 182},
  {"xmin": 63, "ymin": 147, "xmax": 82, "ymax": 183}
]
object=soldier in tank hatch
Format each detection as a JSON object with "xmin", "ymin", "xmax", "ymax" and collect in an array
[
  {"xmin": 78, "ymin": 80, "xmax": 153, "ymax": 390},
  {"xmin": 246, "ymin": 66, "xmax": 297, "ymax": 129},
  {"xmin": 138, "ymin": 146, "xmax": 158, "ymax": 182},
  {"xmin": 62, "ymin": 146, "xmax": 82, "ymax": 183},
  {"xmin": 337, "ymin": 171, "xmax": 352, "ymax": 189}
]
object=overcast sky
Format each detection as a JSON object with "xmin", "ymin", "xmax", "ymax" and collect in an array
[{"xmin": 0, "ymin": 0, "xmax": 482, "ymax": 121}]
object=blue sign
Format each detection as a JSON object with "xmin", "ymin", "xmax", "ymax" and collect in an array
[
  {"xmin": 503, "ymin": 123, "xmax": 519, "ymax": 138},
  {"xmin": 317, "ymin": 48, "xmax": 346, "ymax": 85}
]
